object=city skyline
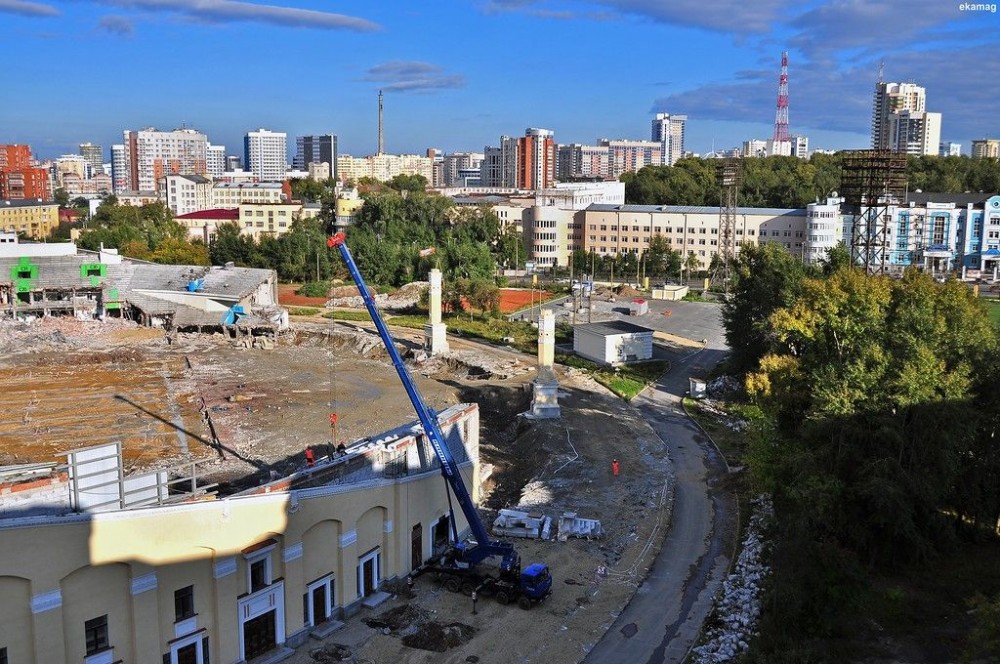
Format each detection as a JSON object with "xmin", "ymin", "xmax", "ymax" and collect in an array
[{"xmin": 1, "ymin": 0, "xmax": 997, "ymax": 161}]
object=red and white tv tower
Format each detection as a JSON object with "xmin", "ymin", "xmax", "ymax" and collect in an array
[{"xmin": 772, "ymin": 51, "xmax": 790, "ymax": 143}]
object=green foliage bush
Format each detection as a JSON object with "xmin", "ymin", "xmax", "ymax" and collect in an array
[{"xmin": 297, "ymin": 282, "xmax": 329, "ymax": 298}]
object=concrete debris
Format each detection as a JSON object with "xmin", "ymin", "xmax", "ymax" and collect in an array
[
  {"xmin": 557, "ymin": 512, "xmax": 604, "ymax": 541},
  {"xmin": 692, "ymin": 495, "xmax": 773, "ymax": 663},
  {"xmin": 707, "ymin": 375, "xmax": 741, "ymax": 398},
  {"xmin": 492, "ymin": 509, "xmax": 552, "ymax": 539},
  {"xmin": 492, "ymin": 508, "xmax": 603, "ymax": 541}
]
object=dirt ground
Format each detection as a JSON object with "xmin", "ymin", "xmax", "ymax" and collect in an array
[
  {"xmin": 0, "ymin": 315, "xmax": 674, "ymax": 664},
  {"xmin": 278, "ymin": 283, "xmax": 554, "ymax": 315}
]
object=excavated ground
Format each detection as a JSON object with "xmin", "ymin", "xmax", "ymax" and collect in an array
[{"xmin": 0, "ymin": 316, "xmax": 674, "ymax": 664}]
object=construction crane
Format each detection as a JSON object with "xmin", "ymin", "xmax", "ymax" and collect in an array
[{"xmin": 327, "ymin": 232, "xmax": 552, "ymax": 609}]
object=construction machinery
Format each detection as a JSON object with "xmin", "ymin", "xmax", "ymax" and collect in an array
[{"xmin": 327, "ymin": 232, "xmax": 552, "ymax": 610}]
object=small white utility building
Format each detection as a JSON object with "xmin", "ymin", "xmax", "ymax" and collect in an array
[{"xmin": 573, "ymin": 320, "xmax": 654, "ymax": 366}]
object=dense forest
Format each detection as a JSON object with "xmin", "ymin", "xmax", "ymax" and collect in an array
[
  {"xmin": 623, "ymin": 154, "xmax": 1000, "ymax": 209},
  {"xmin": 722, "ymin": 244, "xmax": 1000, "ymax": 660}
]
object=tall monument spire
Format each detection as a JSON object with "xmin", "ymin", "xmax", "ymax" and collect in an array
[{"xmin": 377, "ymin": 90, "xmax": 384, "ymax": 155}]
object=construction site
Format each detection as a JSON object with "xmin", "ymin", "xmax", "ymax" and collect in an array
[{"xmin": 0, "ymin": 238, "xmax": 731, "ymax": 664}]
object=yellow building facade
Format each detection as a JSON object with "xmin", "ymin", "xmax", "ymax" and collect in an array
[
  {"xmin": 0, "ymin": 200, "xmax": 59, "ymax": 239},
  {"xmin": 0, "ymin": 403, "xmax": 479, "ymax": 664}
]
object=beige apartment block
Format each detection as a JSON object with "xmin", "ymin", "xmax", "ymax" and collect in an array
[
  {"xmin": 581, "ymin": 203, "xmax": 808, "ymax": 268},
  {"xmin": 212, "ymin": 182, "xmax": 285, "ymax": 208},
  {"xmin": 238, "ymin": 202, "xmax": 303, "ymax": 241},
  {"xmin": 0, "ymin": 403, "xmax": 480, "ymax": 664}
]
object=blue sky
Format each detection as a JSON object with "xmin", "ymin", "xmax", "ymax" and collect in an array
[{"xmin": 1, "ymin": 0, "xmax": 998, "ymax": 161}]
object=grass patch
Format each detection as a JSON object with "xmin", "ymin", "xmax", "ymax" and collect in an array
[
  {"xmin": 389, "ymin": 314, "xmax": 540, "ymax": 352},
  {"xmin": 986, "ymin": 300, "xmax": 1000, "ymax": 328},
  {"xmin": 322, "ymin": 310, "xmax": 372, "ymax": 321},
  {"xmin": 286, "ymin": 306, "xmax": 321, "ymax": 317},
  {"xmin": 557, "ymin": 354, "xmax": 668, "ymax": 400}
]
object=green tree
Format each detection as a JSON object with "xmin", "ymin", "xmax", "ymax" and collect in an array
[{"xmin": 721, "ymin": 242, "xmax": 806, "ymax": 374}]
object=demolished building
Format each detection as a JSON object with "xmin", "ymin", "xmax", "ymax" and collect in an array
[{"xmin": 0, "ymin": 234, "xmax": 285, "ymax": 334}]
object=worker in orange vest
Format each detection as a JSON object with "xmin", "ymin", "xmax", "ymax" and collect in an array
[
  {"xmin": 305, "ymin": 447, "xmax": 315, "ymax": 467},
  {"xmin": 612, "ymin": 458, "xmax": 620, "ymax": 477}
]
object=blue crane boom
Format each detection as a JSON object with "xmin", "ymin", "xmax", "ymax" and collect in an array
[{"xmin": 327, "ymin": 232, "xmax": 519, "ymax": 572}]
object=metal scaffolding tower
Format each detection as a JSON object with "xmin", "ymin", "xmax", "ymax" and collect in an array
[
  {"xmin": 715, "ymin": 157, "xmax": 742, "ymax": 291},
  {"xmin": 840, "ymin": 150, "xmax": 907, "ymax": 274}
]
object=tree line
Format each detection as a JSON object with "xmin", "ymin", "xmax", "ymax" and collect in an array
[
  {"xmin": 624, "ymin": 154, "xmax": 1000, "ymax": 209},
  {"xmin": 722, "ymin": 243, "xmax": 1000, "ymax": 660}
]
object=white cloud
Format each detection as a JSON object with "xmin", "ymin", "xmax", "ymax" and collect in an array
[
  {"xmin": 0, "ymin": 0, "xmax": 59, "ymax": 16},
  {"xmin": 91, "ymin": 0, "xmax": 381, "ymax": 32}
]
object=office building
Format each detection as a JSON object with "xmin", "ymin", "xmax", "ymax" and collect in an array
[
  {"xmin": 294, "ymin": 135, "xmax": 338, "ymax": 181},
  {"xmin": 244, "ymin": 129, "xmax": 288, "ymax": 182},
  {"xmin": 0, "ymin": 144, "xmax": 50, "ymax": 201},
  {"xmin": 441, "ymin": 152, "xmax": 484, "ymax": 187},
  {"xmin": 939, "ymin": 142, "xmax": 962, "ymax": 157},
  {"xmin": 79, "ymin": 143, "xmax": 104, "ymax": 174},
  {"xmin": 651, "ymin": 113, "xmax": 687, "ymax": 166}
]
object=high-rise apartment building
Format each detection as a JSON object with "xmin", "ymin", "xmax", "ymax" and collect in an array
[
  {"xmin": 971, "ymin": 139, "xmax": 1000, "ymax": 159},
  {"xmin": 517, "ymin": 128, "xmax": 555, "ymax": 190},
  {"xmin": 651, "ymin": 113, "xmax": 687, "ymax": 166},
  {"xmin": 888, "ymin": 110, "xmax": 942, "ymax": 156},
  {"xmin": 480, "ymin": 136, "xmax": 518, "ymax": 188},
  {"xmin": 294, "ymin": 135, "xmax": 338, "ymax": 181},
  {"xmin": 556, "ymin": 144, "xmax": 610, "ymax": 180},
  {"xmin": 244, "ymin": 129, "xmax": 288, "ymax": 182},
  {"xmin": 0, "ymin": 144, "xmax": 31, "ymax": 172},
  {"xmin": 79, "ymin": 143, "xmax": 104, "ymax": 174},
  {"xmin": 117, "ymin": 128, "xmax": 209, "ymax": 193},
  {"xmin": 597, "ymin": 139, "xmax": 661, "ymax": 178},
  {"xmin": 0, "ymin": 144, "xmax": 49, "ymax": 201},
  {"xmin": 871, "ymin": 82, "xmax": 927, "ymax": 151},
  {"xmin": 207, "ymin": 144, "xmax": 226, "ymax": 178}
]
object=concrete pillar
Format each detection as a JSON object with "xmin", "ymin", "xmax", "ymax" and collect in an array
[
  {"xmin": 423, "ymin": 269, "xmax": 449, "ymax": 356},
  {"xmin": 531, "ymin": 310, "xmax": 560, "ymax": 419},
  {"xmin": 429, "ymin": 269, "xmax": 443, "ymax": 325},
  {"xmin": 537, "ymin": 308, "xmax": 554, "ymax": 369}
]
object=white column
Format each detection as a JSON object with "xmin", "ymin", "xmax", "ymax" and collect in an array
[
  {"xmin": 531, "ymin": 309, "xmax": 560, "ymax": 418},
  {"xmin": 423, "ymin": 269, "xmax": 448, "ymax": 356}
]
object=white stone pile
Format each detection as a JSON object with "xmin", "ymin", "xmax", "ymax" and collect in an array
[{"xmin": 692, "ymin": 495, "xmax": 773, "ymax": 663}]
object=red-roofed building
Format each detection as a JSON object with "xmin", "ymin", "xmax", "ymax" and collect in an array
[{"xmin": 176, "ymin": 208, "xmax": 239, "ymax": 244}]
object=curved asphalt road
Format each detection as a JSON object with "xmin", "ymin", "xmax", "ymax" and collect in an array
[{"xmin": 585, "ymin": 329, "xmax": 736, "ymax": 663}]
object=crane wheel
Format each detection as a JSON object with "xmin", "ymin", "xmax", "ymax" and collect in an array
[
  {"xmin": 461, "ymin": 580, "xmax": 477, "ymax": 596},
  {"xmin": 518, "ymin": 596, "xmax": 532, "ymax": 610},
  {"xmin": 495, "ymin": 590, "xmax": 510, "ymax": 605},
  {"xmin": 445, "ymin": 578, "xmax": 461, "ymax": 593}
]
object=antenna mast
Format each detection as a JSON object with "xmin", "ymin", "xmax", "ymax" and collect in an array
[{"xmin": 772, "ymin": 51, "xmax": 790, "ymax": 143}]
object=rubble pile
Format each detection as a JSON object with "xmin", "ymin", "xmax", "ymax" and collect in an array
[
  {"xmin": 707, "ymin": 375, "xmax": 742, "ymax": 398},
  {"xmin": 692, "ymin": 495, "xmax": 773, "ymax": 663},
  {"xmin": 325, "ymin": 281, "xmax": 428, "ymax": 311},
  {"xmin": 613, "ymin": 284, "xmax": 643, "ymax": 298},
  {"xmin": 0, "ymin": 317, "xmax": 155, "ymax": 354}
]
